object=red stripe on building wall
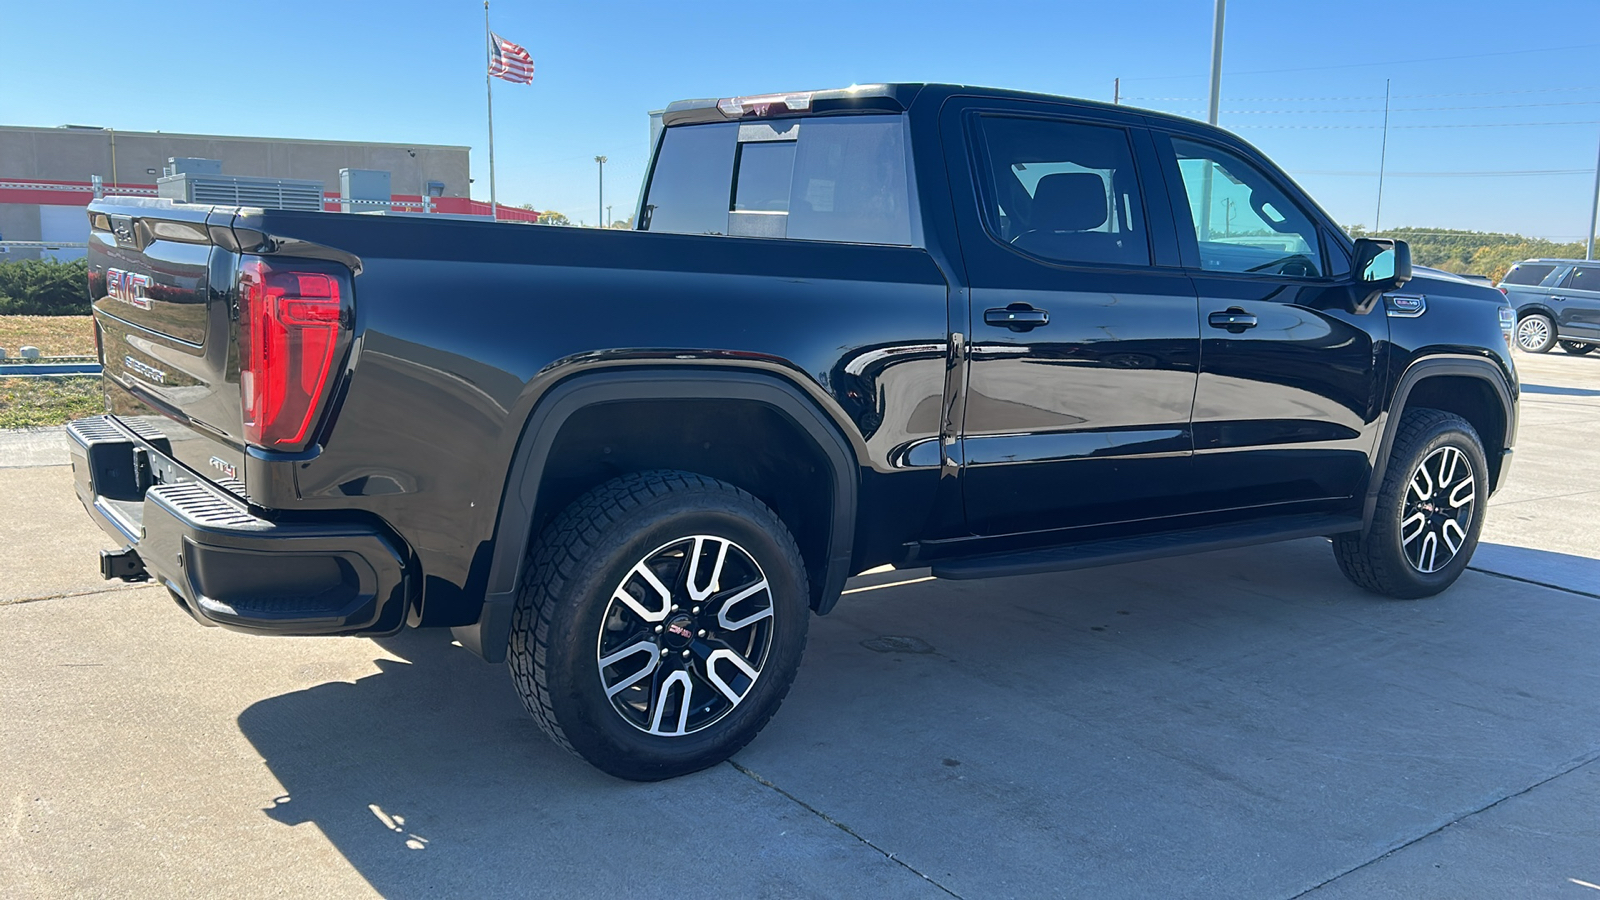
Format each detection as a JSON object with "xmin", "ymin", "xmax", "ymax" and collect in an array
[{"xmin": 1, "ymin": 179, "xmax": 542, "ymax": 222}]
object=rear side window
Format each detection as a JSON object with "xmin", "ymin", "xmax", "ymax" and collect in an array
[
  {"xmin": 1560, "ymin": 265, "xmax": 1600, "ymax": 290},
  {"xmin": 1501, "ymin": 263, "xmax": 1557, "ymax": 287},
  {"xmin": 973, "ymin": 116, "xmax": 1150, "ymax": 267},
  {"xmin": 641, "ymin": 116, "xmax": 914, "ymax": 245},
  {"xmin": 786, "ymin": 117, "xmax": 913, "ymax": 245}
]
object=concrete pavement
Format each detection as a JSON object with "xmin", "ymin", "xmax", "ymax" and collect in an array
[{"xmin": 0, "ymin": 348, "xmax": 1596, "ymax": 899}]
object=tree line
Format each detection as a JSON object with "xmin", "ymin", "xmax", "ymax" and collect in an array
[{"xmin": 1347, "ymin": 225, "xmax": 1588, "ymax": 283}]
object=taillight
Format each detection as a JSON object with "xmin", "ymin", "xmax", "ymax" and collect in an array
[{"xmin": 237, "ymin": 258, "xmax": 348, "ymax": 450}]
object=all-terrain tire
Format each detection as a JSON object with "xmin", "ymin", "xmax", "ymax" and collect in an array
[
  {"xmin": 507, "ymin": 470, "xmax": 809, "ymax": 781},
  {"xmin": 1334, "ymin": 409, "xmax": 1488, "ymax": 599}
]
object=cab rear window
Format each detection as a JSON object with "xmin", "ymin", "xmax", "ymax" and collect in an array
[
  {"xmin": 641, "ymin": 115, "xmax": 915, "ymax": 246},
  {"xmin": 1501, "ymin": 263, "xmax": 1557, "ymax": 286}
]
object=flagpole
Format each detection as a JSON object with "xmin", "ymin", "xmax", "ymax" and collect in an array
[{"xmin": 484, "ymin": 0, "xmax": 498, "ymax": 221}]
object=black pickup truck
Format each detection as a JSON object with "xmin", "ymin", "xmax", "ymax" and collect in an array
[{"xmin": 73, "ymin": 83, "xmax": 1518, "ymax": 780}]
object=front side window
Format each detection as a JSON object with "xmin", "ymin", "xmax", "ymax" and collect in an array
[
  {"xmin": 642, "ymin": 115, "xmax": 914, "ymax": 246},
  {"xmin": 1502, "ymin": 262, "xmax": 1557, "ymax": 286},
  {"xmin": 974, "ymin": 116, "xmax": 1149, "ymax": 267},
  {"xmin": 1172, "ymin": 138, "xmax": 1322, "ymax": 278},
  {"xmin": 1561, "ymin": 265, "xmax": 1600, "ymax": 291}
]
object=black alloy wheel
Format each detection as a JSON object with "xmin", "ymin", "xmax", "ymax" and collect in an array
[
  {"xmin": 596, "ymin": 534, "xmax": 776, "ymax": 737},
  {"xmin": 1559, "ymin": 340, "xmax": 1595, "ymax": 356},
  {"xmin": 1398, "ymin": 445, "xmax": 1476, "ymax": 574}
]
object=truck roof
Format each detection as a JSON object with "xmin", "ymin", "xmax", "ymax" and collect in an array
[{"xmin": 661, "ymin": 82, "xmax": 1218, "ymax": 134}]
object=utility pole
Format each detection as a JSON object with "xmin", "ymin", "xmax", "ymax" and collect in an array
[
  {"xmin": 1375, "ymin": 79, "xmax": 1392, "ymax": 232},
  {"xmin": 1206, "ymin": 0, "xmax": 1226, "ymax": 125},
  {"xmin": 606, "ymin": 205, "xmax": 613, "ymax": 227},
  {"xmin": 1113, "ymin": 77, "xmax": 1120, "ymax": 105},
  {"xmin": 1589, "ymin": 128, "xmax": 1600, "ymax": 260},
  {"xmin": 595, "ymin": 155, "xmax": 607, "ymax": 229}
]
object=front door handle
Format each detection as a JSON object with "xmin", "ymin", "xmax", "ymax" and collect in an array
[
  {"xmin": 1208, "ymin": 309, "xmax": 1258, "ymax": 332},
  {"xmin": 985, "ymin": 303, "xmax": 1050, "ymax": 332}
]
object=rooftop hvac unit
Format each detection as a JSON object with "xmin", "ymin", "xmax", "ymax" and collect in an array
[{"xmin": 157, "ymin": 173, "xmax": 325, "ymax": 211}]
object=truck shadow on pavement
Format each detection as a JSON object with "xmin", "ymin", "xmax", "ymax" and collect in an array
[{"xmin": 236, "ymin": 538, "xmax": 1600, "ymax": 899}]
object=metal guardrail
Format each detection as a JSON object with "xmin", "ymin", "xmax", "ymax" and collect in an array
[
  {"xmin": 0, "ymin": 180, "xmax": 157, "ymax": 196},
  {"xmin": 0, "ymin": 241, "xmax": 90, "ymax": 250}
]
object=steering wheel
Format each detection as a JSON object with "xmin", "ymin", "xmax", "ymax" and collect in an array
[{"xmin": 1246, "ymin": 253, "xmax": 1317, "ymax": 277}]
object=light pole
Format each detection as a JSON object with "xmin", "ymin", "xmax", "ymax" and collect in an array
[
  {"xmin": 594, "ymin": 155, "xmax": 607, "ymax": 229},
  {"xmin": 1207, "ymin": 0, "xmax": 1226, "ymax": 125},
  {"xmin": 1198, "ymin": 0, "xmax": 1226, "ymax": 243},
  {"xmin": 1588, "ymin": 129, "xmax": 1600, "ymax": 260}
]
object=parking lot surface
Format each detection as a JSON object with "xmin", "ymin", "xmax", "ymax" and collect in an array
[{"xmin": 1, "ymin": 350, "xmax": 1596, "ymax": 899}]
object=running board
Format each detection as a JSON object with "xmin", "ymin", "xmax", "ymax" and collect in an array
[{"xmin": 930, "ymin": 514, "xmax": 1363, "ymax": 581}]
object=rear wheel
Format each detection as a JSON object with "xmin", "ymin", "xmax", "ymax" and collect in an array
[
  {"xmin": 508, "ymin": 470, "xmax": 810, "ymax": 781},
  {"xmin": 1560, "ymin": 340, "xmax": 1595, "ymax": 356},
  {"xmin": 1334, "ymin": 409, "xmax": 1487, "ymax": 599},
  {"xmin": 1516, "ymin": 313, "xmax": 1556, "ymax": 353}
]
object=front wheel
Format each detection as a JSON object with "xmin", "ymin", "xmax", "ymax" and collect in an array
[
  {"xmin": 1334, "ymin": 409, "xmax": 1488, "ymax": 599},
  {"xmin": 508, "ymin": 470, "xmax": 810, "ymax": 781},
  {"xmin": 1516, "ymin": 313, "xmax": 1556, "ymax": 353},
  {"xmin": 1560, "ymin": 340, "xmax": 1595, "ymax": 356}
]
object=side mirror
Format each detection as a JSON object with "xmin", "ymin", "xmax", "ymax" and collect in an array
[{"xmin": 1350, "ymin": 238, "xmax": 1413, "ymax": 314}]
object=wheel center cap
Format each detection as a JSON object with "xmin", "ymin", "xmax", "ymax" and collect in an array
[{"xmin": 663, "ymin": 614, "xmax": 696, "ymax": 650}]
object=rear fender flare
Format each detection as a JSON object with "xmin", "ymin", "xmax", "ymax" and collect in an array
[{"xmin": 455, "ymin": 368, "xmax": 859, "ymax": 663}]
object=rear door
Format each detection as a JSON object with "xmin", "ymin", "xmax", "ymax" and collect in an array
[
  {"xmin": 1152, "ymin": 130, "xmax": 1386, "ymax": 511},
  {"xmin": 1552, "ymin": 263, "xmax": 1600, "ymax": 339},
  {"xmin": 87, "ymin": 203, "xmax": 248, "ymax": 490},
  {"xmin": 943, "ymin": 100, "xmax": 1202, "ymax": 537}
]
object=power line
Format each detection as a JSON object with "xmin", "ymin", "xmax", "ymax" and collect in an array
[
  {"xmin": 1126, "ymin": 86, "xmax": 1600, "ymax": 103},
  {"xmin": 1122, "ymin": 41, "xmax": 1600, "ymax": 81},
  {"xmin": 1296, "ymin": 169, "xmax": 1591, "ymax": 177},
  {"xmin": 1156, "ymin": 100, "xmax": 1600, "ymax": 115},
  {"xmin": 1236, "ymin": 120, "xmax": 1600, "ymax": 130}
]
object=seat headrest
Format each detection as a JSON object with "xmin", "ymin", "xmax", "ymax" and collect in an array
[{"xmin": 1031, "ymin": 172, "xmax": 1109, "ymax": 231}]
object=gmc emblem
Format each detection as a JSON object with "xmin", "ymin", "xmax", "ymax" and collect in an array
[{"xmin": 106, "ymin": 268, "xmax": 152, "ymax": 310}]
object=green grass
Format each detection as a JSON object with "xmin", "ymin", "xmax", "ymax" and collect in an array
[{"xmin": 0, "ymin": 377, "xmax": 103, "ymax": 428}]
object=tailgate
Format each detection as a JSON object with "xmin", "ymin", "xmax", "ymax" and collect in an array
[{"xmin": 87, "ymin": 199, "xmax": 248, "ymax": 492}]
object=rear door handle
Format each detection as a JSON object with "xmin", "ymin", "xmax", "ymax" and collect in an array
[
  {"xmin": 984, "ymin": 304, "xmax": 1049, "ymax": 332},
  {"xmin": 1208, "ymin": 309, "xmax": 1258, "ymax": 332}
]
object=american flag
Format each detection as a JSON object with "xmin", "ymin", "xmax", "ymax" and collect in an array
[{"xmin": 489, "ymin": 32, "xmax": 534, "ymax": 84}]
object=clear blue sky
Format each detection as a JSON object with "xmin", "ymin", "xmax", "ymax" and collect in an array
[{"xmin": 3, "ymin": 0, "xmax": 1598, "ymax": 238}]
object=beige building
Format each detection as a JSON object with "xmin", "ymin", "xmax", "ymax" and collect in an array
[{"xmin": 0, "ymin": 124, "xmax": 472, "ymax": 259}]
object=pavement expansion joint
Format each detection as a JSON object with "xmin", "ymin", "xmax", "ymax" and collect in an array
[
  {"xmin": 1467, "ymin": 566, "xmax": 1600, "ymax": 601},
  {"xmin": 0, "ymin": 583, "xmax": 152, "ymax": 608},
  {"xmin": 1286, "ymin": 748, "xmax": 1600, "ymax": 898},
  {"xmin": 727, "ymin": 759, "xmax": 965, "ymax": 899}
]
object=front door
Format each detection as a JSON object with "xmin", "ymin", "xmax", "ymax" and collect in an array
[
  {"xmin": 946, "ymin": 105, "xmax": 1202, "ymax": 537},
  {"xmin": 1553, "ymin": 263, "xmax": 1600, "ymax": 340},
  {"xmin": 1155, "ymin": 131, "xmax": 1387, "ymax": 512}
]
